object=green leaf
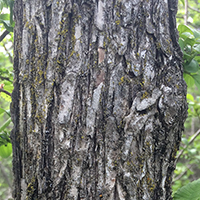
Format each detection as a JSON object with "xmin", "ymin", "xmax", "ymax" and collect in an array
[
  {"xmin": 179, "ymin": 38, "xmax": 185, "ymax": 50},
  {"xmin": 196, "ymin": 96, "xmax": 200, "ymax": 102},
  {"xmin": 187, "ymin": 94, "xmax": 194, "ymax": 101},
  {"xmin": 180, "ymin": 32, "xmax": 194, "ymax": 40},
  {"xmin": 192, "ymin": 74, "xmax": 200, "ymax": 91},
  {"xmin": 0, "ymin": 13, "xmax": 10, "ymax": 21},
  {"xmin": 1, "ymin": 92, "xmax": 11, "ymax": 102},
  {"xmin": 183, "ymin": 59, "xmax": 199, "ymax": 73},
  {"xmin": 193, "ymin": 44, "xmax": 200, "ymax": 53},
  {"xmin": 183, "ymin": 52, "xmax": 193, "ymax": 63},
  {"xmin": 195, "ymin": 155, "xmax": 200, "ymax": 160},
  {"xmin": 0, "ymin": 12, "xmax": 14, "ymax": 32},
  {"xmin": 3, "ymin": 84, "xmax": 13, "ymax": 93},
  {"xmin": 181, "ymin": 137, "xmax": 189, "ymax": 145},
  {"xmin": 0, "ymin": 132, "xmax": 10, "ymax": 145},
  {"xmin": 190, "ymin": 28, "xmax": 200, "ymax": 39},
  {"xmin": 178, "ymin": 24, "xmax": 193, "ymax": 35},
  {"xmin": 9, "ymin": 0, "xmax": 14, "ymax": 26},
  {"xmin": 0, "ymin": 108, "xmax": 6, "ymax": 115},
  {"xmin": 185, "ymin": 38, "xmax": 196, "ymax": 47},
  {"xmin": 183, "ymin": 73, "xmax": 195, "ymax": 87},
  {"xmin": 0, "ymin": 20, "xmax": 13, "ymax": 32},
  {"xmin": 0, "ymin": 107, "xmax": 10, "ymax": 116},
  {"xmin": 194, "ymin": 56, "xmax": 200, "ymax": 63},
  {"xmin": 188, "ymin": 148, "xmax": 197, "ymax": 155},
  {"xmin": 186, "ymin": 169, "xmax": 194, "ymax": 176},
  {"xmin": 0, "ymin": 143, "xmax": 12, "ymax": 158},
  {"xmin": 179, "ymin": 0, "xmax": 184, "ymax": 6},
  {"xmin": 0, "ymin": 2, "xmax": 5, "ymax": 10},
  {"xmin": 0, "ymin": 118, "xmax": 11, "ymax": 132},
  {"xmin": 173, "ymin": 179, "xmax": 200, "ymax": 200}
]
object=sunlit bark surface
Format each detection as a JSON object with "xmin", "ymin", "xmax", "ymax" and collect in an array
[{"xmin": 11, "ymin": 0, "xmax": 187, "ymax": 199}]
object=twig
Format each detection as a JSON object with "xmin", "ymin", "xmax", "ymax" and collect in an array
[
  {"xmin": 0, "ymin": 30, "xmax": 10, "ymax": 43},
  {"xmin": 0, "ymin": 76, "xmax": 12, "ymax": 83},
  {"xmin": 2, "ymin": 43, "xmax": 13, "ymax": 64},
  {"xmin": 184, "ymin": 0, "xmax": 188, "ymax": 25},
  {"xmin": 0, "ymin": 88, "xmax": 11, "ymax": 96},
  {"xmin": 172, "ymin": 164, "xmax": 193, "ymax": 184},
  {"xmin": 187, "ymin": 22, "xmax": 199, "ymax": 29},
  {"xmin": 188, "ymin": 5, "xmax": 200, "ymax": 13},
  {"xmin": 176, "ymin": 15, "xmax": 184, "ymax": 19},
  {"xmin": 176, "ymin": 128, "xmax": 200, "ymax": 162}
]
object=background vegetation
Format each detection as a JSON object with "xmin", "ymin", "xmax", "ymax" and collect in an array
[
  {"xmin": 0, "ymin": 0, "xmax": 200, "ymax": 199},
  {"xmin": 0, "ymin": 0, "xmax": 14, "ymax": 199},
  {"xmin": 172, "ymin": 0, "xmax": 200, "ymax": 198}
]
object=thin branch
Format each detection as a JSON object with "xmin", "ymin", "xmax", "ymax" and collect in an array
[
  {"xmin": 176, "ymin": 15, "xmax": 184, "ymax": 19},
  {"xmin": 187, "ymin": 22, "xmax": 199, "ymax": 29},
  {"xmin": 184, "ymin": 0, "xmax": 188, "ymax": 25},
  {"xmin": 0, "ymin": 76, "xmax": 12, "ymax": 83},
  {"xmin": 0, "ymin": 88, "xmax": 11, "ymax": 96},
  {"xmin": 0, "ymin": 30, "xmax": 10, "ymax": 43},
  {"xmin": 188, "ymin": 5, "xmax": 200, "ymax": 13},
  {"xmin": 176, "ymin": 128, "xmax": 200, "ymax": 162},
  {"xmin": 2, "ymin": 43, "xmax": 13, "ymax": 64},
  {"xmin": 172, "ymin": 164, "xmax": 193, "ymax": 184}
]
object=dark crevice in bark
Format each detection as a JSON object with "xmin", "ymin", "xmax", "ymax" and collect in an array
[
  {"xmin": 66, "ymin": 11, "xmax": 74, "ymax": 58},
  {"xmin": 55, "ymin": 83, "xmax": 61, "ymax": 109},
  {"xmin": 135, "ymin": 9, "xmax": 145, "ymax": 52},
  {"xmin": 41, "ymin": 127, "xmax": 45, "ymax": 172},
  {"xmin": 78, "ymin": 83, "xmax": 83, "ymax": 117},
  {"xmin": 154, "ymin": 186, "xmax": 163, "ymax": 200},
  {"xmin": 34, "ymin": 178, "xmax": 39, "ymax": 199},
  {"xmin": 30, "ymin": 84, "xmax": 37, "ymax": 129},
  {"xmin": 110, "ymin": 90, "xmax": 115, "ymax": 115},
  {"xmin": 46, "ymin": 4, "xmax": 52, "ymax": 32},
  {"xmin": 44, "ymin": 4, "xmax": 50, "ymax": 86},
  {"xmin": 35, "ymin": 15, "xmax": 45, "ymax": 32},
  {"xmin": 11, "ymin": 1, "xmax": 23, "ymax": 199},
  {"xmin": 87, "ymin": 69, "xmax": 91, "ymax": 95},
  {"xmin": 22, "ymin": 84, "xmax": 28, "ymax": 178},
  {"xmin": 112, "ymin": 0, "xmax": 116, "ymax": 19},
  {"xmin": 168, "ymin": 0, "xmax": 182, "ymax": 61},
  {"xmin": 27, "ymin": 177, "xmax": 38, "ymax": 200},
  {"xmin": 71, "ymin": 127, "xmax": 78, "ymax": 153},
  {"xmin": 92, "ymin": 116, "xmax": 97, "ymax": 199},
  {"xmin": 113, "ymin": 177, "xmax": 119, "ymax": 200},
  {"xmin": 39, "ymin": 87, "xmax": 55, "ymax": 195},
  {"xmin": 100, "ymin": 89, "xmax": 108, "ymax": 185},
  {"xmin": 122, "ymin": 55, "xmax": 127, "ymax": 74},
  {"xmin": 155, "ymin": 47, "xmax": 164, "ymax": 64},
  {"xmin": 128, "ymin": 70, "xmax": 136, "ymax": 79},
  {"xmin": 87, "ymin": 17, "xmax": 94, "ymax": 53},
  {"xmin": 58, "ymin": 175, "xmax": 67, "ymax": 200}
]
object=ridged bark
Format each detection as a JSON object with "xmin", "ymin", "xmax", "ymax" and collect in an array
[{"xmin": 11, "ymin": 0, "xmax": 187, "ymax": 199}]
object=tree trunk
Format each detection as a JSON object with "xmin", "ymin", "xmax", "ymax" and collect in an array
[{"xmin": 11, "ymin": 0, "xmax": 187, "ymax": 199}]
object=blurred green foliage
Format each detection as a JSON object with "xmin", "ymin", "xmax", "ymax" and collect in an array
[
  {"xmin": 173, "ymin": 179, "xmax": 200, "ymax": 200},
  {"xmin": 172, "ymin": 0, "xmax": 200, "ymax": 198},
  {"xmin": 0, "ymin": 1, "xmax": 14, "ymax": 199}
]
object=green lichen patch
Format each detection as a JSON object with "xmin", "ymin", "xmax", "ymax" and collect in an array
[{"xmin": 27, "ymin": 176, "xmax": 37, "ymax": 198}]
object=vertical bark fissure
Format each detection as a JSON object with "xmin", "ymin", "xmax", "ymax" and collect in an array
[{"xmin": 11, "ymin": 0, "xmax": 24, "ymax": 199}]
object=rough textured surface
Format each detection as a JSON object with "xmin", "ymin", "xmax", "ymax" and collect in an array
[{"xmin": 11, "ymin": 0, "xmax": 187, "ymax": 199}]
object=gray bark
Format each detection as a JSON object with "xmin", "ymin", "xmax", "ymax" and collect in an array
[{"xmin": 11, "ymin": 0, "xmax": 187, "ymax": 199}]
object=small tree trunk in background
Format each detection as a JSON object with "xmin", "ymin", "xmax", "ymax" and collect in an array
[
  {"xmin": 11, "ymin": 0, "xmax": 187, "ymax": 199},
  {"xmin": 184, "ymin": 0, "xmax": 188, "ymax": 25}
]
